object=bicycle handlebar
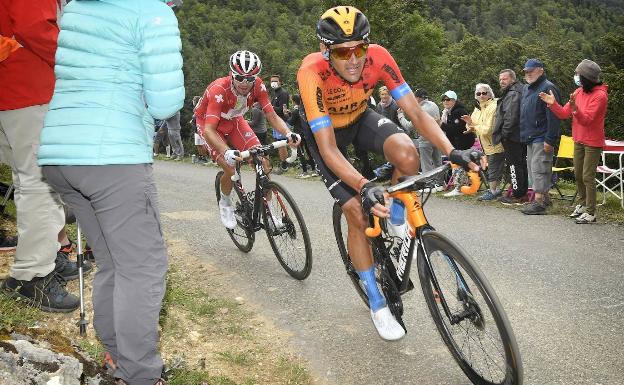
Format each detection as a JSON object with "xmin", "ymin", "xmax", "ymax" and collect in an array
[
  {"xmin": 364, "ymin": 162, "xmax": 482, "ymax": 237},
  {"xmin": 238, "ymin": 139, "xmax": 297, "ymax": 163}
]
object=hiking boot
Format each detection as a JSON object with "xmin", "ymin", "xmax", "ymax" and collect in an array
[
  {"xmin": 575, "ymin": 212, "xmax": 596, "ymax": 224},
  {"xmin": 521, "ymin": 201, "xmax": 547, "ymax": 215},
  {"xmin": 500, "ymin": 195, "xmax": 529, "ymax": 205},
  {"xmin": 0, "ymin": 232, "xmax": 17, "ymax": 252},
  {"xmin": 219, "ymin": 199, "xmax": 237, "ymax": 229},
  {"xmin": 1, "ymin": 271, "xmax": 80, "ymax": 312},
  {"xmin": 569, "ymin": 204, "xmax": 586, "ymax": 218},
  {"xmin": 55, "ymin": 250, "xmax": 92, "ymax": 281},
  {"xmin": 478, "ymin": 190, "xmax": 499, "ymax": 201},
  {"xmin": 370, "ymin": 306, "xmax": 405, "ymax": 341}
]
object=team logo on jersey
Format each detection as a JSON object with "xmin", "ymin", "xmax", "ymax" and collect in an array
[
  {"xmin": 244, "ymin": 131, "xmax": 253, "ymax": 138},
  {"xmin": 382, "ymin": 64, "xmax": 401, "ymax": 84},
  {"xmin": 260, "ymin": 83, "xmax": 266, "ymax": 92},
  {"xmin": 316, "ymin": 87, "xmax": 325, "ymax": 113},
  {"xmin": 377, "ymin": 118, "xmax": 391, "ymax": 127},
  {"xmin": 215, "ymin": 94, "xmax": 224, "ymax": 103}
]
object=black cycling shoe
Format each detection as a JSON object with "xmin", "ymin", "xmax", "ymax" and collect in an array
[
  {"xmin": 1, "ymin": 271, "xmax": 80, "ymax": 312},
  {"xmin": 55, "ymin": 251, "xmax": 92, "ymax": 281}
]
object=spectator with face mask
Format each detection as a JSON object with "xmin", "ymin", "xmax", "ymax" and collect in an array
[{"xmin": 539, "ymin": 59, "xmax": 608, "ymax": 223}]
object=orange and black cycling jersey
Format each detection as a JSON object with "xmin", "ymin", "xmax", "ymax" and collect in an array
[{"xmin": 297, "ymin": 44, "xmax": 411, "ymax": 132}]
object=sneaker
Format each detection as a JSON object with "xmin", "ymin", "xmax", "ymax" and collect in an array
[
  {"xmin": 500, "ymin": 195, "xmax": 529, "ymax": 205},
  {"xmin": 174, "ymin": 156, "xmax": 182, "ymax": 161},
  {"xmin": 443, "ymin": 188, "xmax": 463, "ymax": 197},
  {"xmin": 273, "ymin": 166, "xmax": 287, "ymax": 175},
  {"xmin": 521, "ymin": 201, "xmax": 547, "ymax": 215},
  {"xmin": 370, "ymin": 306, "xmax": 405, "ymax": 341},
  {"xmin": 477, "ymin": 190, "xmax": 498, "ymax": 201},
  {"xmin": 309, "ymin": 169, "xmax": 319, "ymax": 177},
  {"xmin": 0, "ymin": 232, "xmax": 17, "ymax": 252},
  {"xmin": 55, "ymin": 250, "xmax": 92, "ymax": 281},
  {"xmin": 1, "ymin": 271, "xmax": 80, "ymax": 312},
  {"xmin": 297, "ymin": 171, "xmax": 311, "ymax": 179},
  {"xmin": 219, "ymin": 199, "xmax": 237, "ymax": 229},
  {"xmin": 267, "ymin": 206, "xmax": 285, "ymax": 231},
  {"xmin": 575, "ymin": 212, "xmax": 596, "ymax": 224},
  {"xmin": 569, "ymin": 204, "xmax": 586, "ymax": 218}
]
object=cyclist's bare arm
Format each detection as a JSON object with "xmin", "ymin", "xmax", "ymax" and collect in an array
[
  {"xmin": 202, "ymin": 123, "xmax": 229, "ymax": 156},
  {"xmin": 398, "ymin": 93, "xmax": 453, "ymax": 157},
  {"xmin": 264, "ymin": 110, "xmax": 293, "ymax": 140}
]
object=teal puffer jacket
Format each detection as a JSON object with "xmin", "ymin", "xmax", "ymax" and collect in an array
[{"xmin": 39, "ymin": 0, "xmax": 184, "ymax": 166}]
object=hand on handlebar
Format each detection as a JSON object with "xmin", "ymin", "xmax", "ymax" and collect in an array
[
  {"xmin": 224, "ymin": 149, "xmax": 242, "ymax": 167},
  {"xmin": 360, "ymin": 182, "xmax": 390, "ymax": 218},
  {"xmin": 287, "ymin": 133, "xmax": 302, "ymax": 147},
  {"xmin": 448, "ymin": 148, "xmax": 487, "ymax": 172}
]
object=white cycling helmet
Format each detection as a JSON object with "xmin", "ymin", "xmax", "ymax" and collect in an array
[{"xmin": 229, "ymin": 50, "xmax": 262, "ymax": 77}]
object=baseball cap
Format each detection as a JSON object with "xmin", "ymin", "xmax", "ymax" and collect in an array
[
  {"xmin": 441, "ymin": 90, "xmax": 457, "ymax": 100},
  {"xmin": 523, "ymin": 58, "xmax": 544, "ymax": 71}
]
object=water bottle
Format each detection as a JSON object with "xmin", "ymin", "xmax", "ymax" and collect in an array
[{"xmin": 390, "ymin": 199, "xmax": 405, "ymax": 226}]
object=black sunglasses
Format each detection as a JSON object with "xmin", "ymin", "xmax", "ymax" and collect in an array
[
  {"xmin": 233, "ymin": 74, "xmax": 256, "ymax": 83},
  {"xmin": 441, "ymin": 98, "xmax": 451, "ymax": 102},
  {"xmin": 476, "ymin": 92, "xmax": 489, "ymax": 96}
]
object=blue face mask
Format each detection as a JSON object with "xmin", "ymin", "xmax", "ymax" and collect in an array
[{"xmin": 574, "ymin": 74, "xmax": 581, "ymax": 86}]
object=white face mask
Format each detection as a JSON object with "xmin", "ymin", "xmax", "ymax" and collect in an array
[
  {"xmin": 270, "ymin": 81, "xmax": 279, "ymax": 89},
  {"xmin": 574, "ymin": 74, "xmax": 581, "ymax": 86}
]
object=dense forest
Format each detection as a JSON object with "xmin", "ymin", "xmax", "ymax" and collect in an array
[{"xmin": 175, "ymin": 0, "xmax": 624, "ymax": 140}]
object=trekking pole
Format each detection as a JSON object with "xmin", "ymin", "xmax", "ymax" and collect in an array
[{"xmin": 76, "ymin": 223, "xmax": 88, "ymax": 336}]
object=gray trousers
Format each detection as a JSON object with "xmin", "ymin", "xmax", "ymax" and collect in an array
[
  {"xmin": 43, "ymin": 164, "xmax": 167, "ymax": 385},
  {"xmin": 417, "ymin": 137, "xmax": 442, "ymax": 173},
  {"xmin": 167, "ymin": 112, "xmax": 184, "ymax": 157},
  {"xmin": 0, "ymin": 105, "xmax": 65, "ymax": 280},
  {"xmin": 526, "ymin": 141, "xmax": 554, "ymax": 194}
]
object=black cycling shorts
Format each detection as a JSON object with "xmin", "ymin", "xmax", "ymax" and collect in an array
[{"xmin": 301, "ymin": 107, "xmax": 403, "ymax": 206}]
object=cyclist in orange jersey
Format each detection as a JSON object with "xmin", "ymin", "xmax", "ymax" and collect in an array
[{"xmin": 297, "ymin": 6, "xmax": 483, "ymax": 341}]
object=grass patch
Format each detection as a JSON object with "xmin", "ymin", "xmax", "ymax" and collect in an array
[
  {"xmin": 167, "ymin": 368, "xmax": 237, "ymax": 385},
  {"xmin": 0, "ymin": 294, "xmax": 42, "ymax": 331},
  {"xmin": 216, "ymin": 350, "xmax": 253, "ymax": 366},
  {"xmin": 78, "ymin": 338, "xmax": 105, "ymax": 362},
  {"xmin": 276, "ymin": 357, "xmax": 312, "ymax": 385}
]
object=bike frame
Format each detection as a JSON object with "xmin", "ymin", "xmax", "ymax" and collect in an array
[
  {"xmin": 368, "ymin": 180, "xmax": 476, "ymax": 326},
  {"xmin": 232, "ymin": 152, "xmax": 271, "ymax": 233}
]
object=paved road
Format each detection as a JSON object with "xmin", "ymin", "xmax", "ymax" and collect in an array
[{"xmin": 154, "ymin": 160, "xmax": 624, "ymax": 385}]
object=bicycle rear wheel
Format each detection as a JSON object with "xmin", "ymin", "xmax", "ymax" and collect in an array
[
  {"xmin": 262, "ymin": 181, "xmax": 312, "ymax": 280},
  {"xmin": 215, "ymin": 171, "xmax": 255, "ymax": 252},
  {"xmin": 417, "ymin": 231, "xmax": 522, "ymax": 385}
]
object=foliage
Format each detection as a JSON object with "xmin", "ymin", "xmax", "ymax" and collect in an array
[{"xmin": 175, "ymin": 0, "xmax": 623, "ymax": 141}]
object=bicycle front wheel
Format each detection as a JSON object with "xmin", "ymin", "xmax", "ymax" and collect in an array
[
  {"xmin": 215, "ymin": 171, "xmax": 255, "ymax": 253},
  {"xmin": 417, "ymin": 231, "xmax": 523, "ymax": 385},
  {"xmin": 262, "ymin": 181, "xmax": 312, "ymax": 280}
]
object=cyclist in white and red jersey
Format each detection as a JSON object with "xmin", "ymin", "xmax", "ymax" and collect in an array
[
  {"xmin": 297, "ymin": 6, "xmax": 484, "ymax": 341},
  {"xmin": 195, "ymin": 50, "xmax": 300, "ymax": 229}
]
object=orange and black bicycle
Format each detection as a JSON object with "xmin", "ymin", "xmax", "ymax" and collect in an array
[{"xmin": 333, "ymin": 162, "xmax": 523, "ymax": 385}]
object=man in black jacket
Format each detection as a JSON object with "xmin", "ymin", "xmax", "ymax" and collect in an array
[
  {"xmin": 493, "ymin": 69, "xmax": 529, "ymax": 204},
  {"xmin": 270, "ymin": 75, "xmax": 290, "ymax": 174},
  {"xmin": 519, "ymin": 59, "xmax": 561, "ymax": 215}
]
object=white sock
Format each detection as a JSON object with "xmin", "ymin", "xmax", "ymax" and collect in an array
[{"xmin": 220, "ymin": 192, "xmax": 231, "ymax": 205}]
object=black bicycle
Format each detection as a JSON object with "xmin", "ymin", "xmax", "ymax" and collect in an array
[
  {"xmin": 215, "ymin": 140, "xmax": 312, "ymax": 280},
  {"xmin": 332, "ymin": 163, "xmax": 523, "ymax": 385}
]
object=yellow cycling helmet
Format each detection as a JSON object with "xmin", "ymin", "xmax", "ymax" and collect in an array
[{"xmin": 316, "ymin": 6, "xmax": 370, "ymax": 46}]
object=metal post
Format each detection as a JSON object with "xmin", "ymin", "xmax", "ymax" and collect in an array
[{"xmin": 76, "ymin": 223, "xmax": 88, "ymax": 336}]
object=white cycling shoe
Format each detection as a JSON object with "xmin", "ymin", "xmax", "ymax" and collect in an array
[
  {"xmin": 371, "ymin": 306, "xmax": 406, "ymax": 341},
  {"xmin": 219, "ymin": 199, "xmax": 237, "ymax": 229}
]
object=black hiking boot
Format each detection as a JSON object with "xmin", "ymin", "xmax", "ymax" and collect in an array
[
  {"xmin": 55, "ymin": 249, "xmax": 92, "ymax": 281},
  {"xmin": 1, "ymin": 271, "xmax": 80, "ymax": 312}
]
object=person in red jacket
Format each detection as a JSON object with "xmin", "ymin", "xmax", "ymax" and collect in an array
[
  {"xmin": 539, "ymin": 59, "xmax": 608, "ymax": 224},
  {"xmin": 0, "ymin": 0, "xmax": 81, "ymax": 311}
]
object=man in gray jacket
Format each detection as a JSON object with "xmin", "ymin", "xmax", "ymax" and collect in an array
[{"xmin": 493, "ymin": 69, "xmax": 529, "ymax": 204}]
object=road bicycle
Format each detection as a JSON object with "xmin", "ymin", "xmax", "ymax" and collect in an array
[
  {"xmin": 332, "ymin": 162, "xmax": 523, "ymax": 385},
  {"xmin": 215, "ymin": 140, "xmax": 312, "ymax": 280}
]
